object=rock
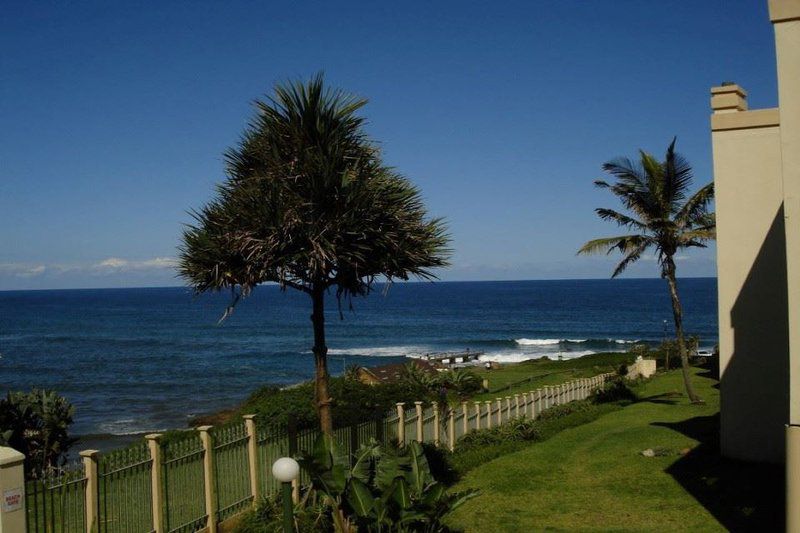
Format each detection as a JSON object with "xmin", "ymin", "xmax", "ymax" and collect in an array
[{"xmin": 641, "ymin": 448, "xmax": 655, "ymax": 457}]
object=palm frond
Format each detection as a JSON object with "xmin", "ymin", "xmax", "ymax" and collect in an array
[
  {"xmin": 595, "ymin": 208, "xmax": 647, "ymax": 231},
  {"xmin": 676, "ymin": 182, "xmax": 714, "ymax": 227},
  {"xmin": 577, "ymin": 235, "xmax": 652, "ymax": 256}
]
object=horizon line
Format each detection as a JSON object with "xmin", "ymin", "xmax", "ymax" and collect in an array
[{"xmin": 0, "ymin": 276, "xmax": 718, "ymax": 293}]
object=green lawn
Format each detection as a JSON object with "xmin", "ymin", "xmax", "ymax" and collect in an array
[
  {"xmin": 447, "ymin": 368, "xmax": 783, "ymax": 532},
  {"xmin": 470, "ymin": 352, "xmax": 634, "ymax": 401}
]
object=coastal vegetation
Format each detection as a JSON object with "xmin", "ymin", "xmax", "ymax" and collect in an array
[
  {"xmin": 0, "ymin": 389, "xmax": 76, "ymax": 476},
  {"xmin": 194, "ymin": 352, "xmax": 637, "ymax": 430},
  {"xmin": 578, "ymin": 139, "xmax": 715, "ymax": 403},
  {"xmin": 178, "ymin": 74, "xmax": 449, "ymax": 435}
]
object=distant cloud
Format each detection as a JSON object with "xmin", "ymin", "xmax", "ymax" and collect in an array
[
  {"xmin": 0, "ymin": 263, "xmax": 47, "ymax": 278},
  {"xmin": 93, "ymin": 257, "xmax": 177, "ymax": 272}
]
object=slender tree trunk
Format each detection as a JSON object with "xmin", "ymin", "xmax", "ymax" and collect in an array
[
  {"xmin": 664, "ymin": 259, "xmax": 702, "ymax": 403},
  {"xmin": 311, "ymin": 285, "xmax": 334, "ymax": 435}
]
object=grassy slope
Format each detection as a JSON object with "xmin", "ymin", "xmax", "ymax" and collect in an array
[
  {"xmin": 470, "ymin": 352, "xmax": 634, "ymax": 401},
  {"xmin": 447, "ymin": 368, "xmax": 783, "ymax": 532}
]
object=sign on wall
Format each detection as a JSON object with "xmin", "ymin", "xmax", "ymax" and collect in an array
[{"xmin": 2, "ymin": 487, "xmax": 23, "ymax": 513}]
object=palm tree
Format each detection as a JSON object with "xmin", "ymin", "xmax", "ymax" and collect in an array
[
  {"xmin": 578, "ymin": 139, "xmax": 714, "ymax": 403},
  {"xmin": 178, "ymin": 75, "xmax": 449, "ymax": 434}
]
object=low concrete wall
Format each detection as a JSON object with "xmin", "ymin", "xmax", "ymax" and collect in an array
[{"xmin": 626, "ymin": 358, "xmax": 656, "ymax": 380}]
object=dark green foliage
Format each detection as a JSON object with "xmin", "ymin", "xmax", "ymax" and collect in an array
[
  {"xmin": 296, "ymin": 436, "xmax": 478, "ymax": 532},
  {"xmin": 0, "ymin": 389, "xmax": 77, "ymax": 476},
  {"xmin": 178, "ymin": 73, "xmax": 449, "ymax": 298},
  {"xmin": 238, "ymin": 376, "xmax": 431, "ymax": 430},
  {"xmin": 234, "ymin": 493, "xmax": 332, "ymax": 533},
  {"xmin": 399, "ymin": 366, "xmax": 481, "ymax": 399},
  {"xmin": 593, "ymin": 377, "xmax": 639, "ymax": 404}
]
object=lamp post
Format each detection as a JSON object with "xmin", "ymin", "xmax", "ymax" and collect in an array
[{"xmin": 272, "ymin": 457, "xmax": 299, "ymax": 533}]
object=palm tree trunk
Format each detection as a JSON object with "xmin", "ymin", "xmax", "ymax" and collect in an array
[
  {"xmin": 664, "ymin": 259, "xmax": 702, "ymax": 403},
  {"xmin": 311, "ymin": 285, "xmax": 334, "ymax": 435}
]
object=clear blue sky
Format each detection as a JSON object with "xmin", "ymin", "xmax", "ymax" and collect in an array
[{"xmin": 0, "ymin": 1, "xmax": 778, "ymax": 290}]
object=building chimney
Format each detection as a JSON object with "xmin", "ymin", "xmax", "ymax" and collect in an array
[{"xmin": 711, "ymin": 84, "xmax": 748, "ymax": 114}]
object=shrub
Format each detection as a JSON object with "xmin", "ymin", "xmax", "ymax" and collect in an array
[
  {"xmin": 234, "ymin": 492, "xmax": 331, "ymax": 533},
  {"xmin": 234, "ymin": 377, "xmax": 432, "ymax": 430},
  {"xmin": 0, "ymin": 389, "xmax": 77, "ymax": 477},
  {"xmin": 297, "ymin": 436, "xmax": 478, "ymax": 532},
  {"xmin": 594, "ymin": 377, "xmax": 639, "ymax": 404}
]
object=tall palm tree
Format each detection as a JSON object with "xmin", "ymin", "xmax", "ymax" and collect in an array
[
  {"xmin": 578, "ymin": 139, "xmax": 715, "ymax": 403},
  {"xmin": 178, "ymin": 75, "xmax": 449, "ymax": 434}
]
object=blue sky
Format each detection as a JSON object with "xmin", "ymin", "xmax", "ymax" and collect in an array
[{"xmin": 0, "ymin": 1, "xmax": 778, "ymax": 290}]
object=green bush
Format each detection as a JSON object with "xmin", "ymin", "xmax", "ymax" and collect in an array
[
  {"xmin": 0, "ymin": 389, "xmax": 77, "ymax": 477},
  {"xmin": 237, "ymin": 377, "xmax": 431, "ymax": 430},
  {"xmin": 594, "ymin": 377, "xmax": 639, "ymax": 404},
  {"xmin": 297, "ymin": 436, "xmax": 478, "ymax": 532},
  {"xmin": 234, "ymin": 492, "xmax": 331, "ymax": 533}
]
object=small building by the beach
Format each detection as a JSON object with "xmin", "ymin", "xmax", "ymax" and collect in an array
[{"xmin": 356, "ymin": 359, "xmax": 439, "ymax": 385}]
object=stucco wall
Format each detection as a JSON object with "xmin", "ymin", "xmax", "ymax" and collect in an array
[{"xmin": 712, "ymin": 114, "xmax": 788, "ymax": 462}]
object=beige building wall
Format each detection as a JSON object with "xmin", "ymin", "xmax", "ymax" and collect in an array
[
  {"xmin": 711, "ymin": 87, "xmax": 787, "ymax": 463},
  {"xmin": 711, "ymin": 2, "xmax": 800, "ymax": 527}
]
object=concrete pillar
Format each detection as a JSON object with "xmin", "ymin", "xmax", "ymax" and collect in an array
[
  {"xmin": 197, "ymin": 426, "xmax": 218, "ymax": 533},
  {"xmin": 0, "ymin": 447, "xmax": 26, "ymax": 533},
  {"xmin": 461, "ymin": 402, "xmax": 469, "ymax": 435},
  {"xmin": 243, "ymin": 415, "xmax": 259, "ymax": 504},
  {"xmin": 788, "ymin": 425, "xmax": 800, "ymax": 532},
  {"xmin": 396, "ymin": 403, "xmax": 406, "ymax": 446},
  {"xmin": 495, "ymin": 399, "xmax": 503, "ymax": 426},
  {"xmin": 514, "ymin": 394, "xmax": 521, "ymax": 418},
  {"xmin": 447, "ymin": 408, "xmax": 455, "ymax": 451},
  {"xmin": 485, "ymin": 401, "xmax": 493, "ymax": 429},
  {"xmin": 80, "ymin": 450, "xmax": 100, "ymax": 533},
  {"xmin": 432, "ymin": 402, "xmax": 440, "ymax": 446},
  {"xmin": 474, "ymin": 402, "xmax": 482, "ymax": 430},
  {"xmin": 770, "ymin": 3, "xmax": 800, "ymax": 529},
  {"xmin": 414, "ymin": 402, "xmax": 424, "ymax": 443},
  {"xmin": 145, "ymin": 434, "xmax": 165, "ymax": 533}
]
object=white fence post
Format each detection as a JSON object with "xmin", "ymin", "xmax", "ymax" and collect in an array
[
  {"xmin": 396, "ymin": 403, "xmax": 406, "ymax": 446},
  {"xmin": 474, "ymin": 401, "xmax": 482, "ymax": 430},
  {"xmin": 432, "ymin": 402, "xmax": 441, "ymax": 446},
  {"xmin": 197, "ymin": 426, "xmax": 218, "ymax": 533},
  {"xmin": 0, "ymin": 447, "xmax": 26, "ymax": 533},
  {"xmin": 462, "ymin": 401, "xmax": 469, "ymax": 435},
  {"xmin": 145, "ymin": 434, "xmax": 165, "ymax": 533},
  {"xmin": 447, "ymin": 408, "xmax": 455, "ymax": 451},
  {"xmin": 485, "ymin": 401, "xmax": 493, "ymax": 429},
  {"xmin": 243, "ymin": 415, "xmax": 259, "ymax": 505},
  {"xmin": 79, "ymin": 450, "xmax": 100, "ymax": 533},
  {"xmin": 415, "ymin": 402, "xmax": 424, "ymax": 443}
]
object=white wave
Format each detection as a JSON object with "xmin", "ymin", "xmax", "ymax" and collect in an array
[
  {"xmin": 514, "ymin": 338, "xmax": 561, "ymax": 346},
  {"xmin": 479, "ymin": 349, "xmax": 598, "ymax": 364},
  {"xmin": 326, "ymin": 345, "xmax": 430, "ymax": 357},
  {"xmin": 566, "ymin": 339, "xmax": 588, "ymax": 343},
  {"xmin": 97, "ymin": 419, "xmax": 166, "ymax": 436},
  {"xmin": 614, "ymin": 339, "xmax": 639, "ymax": 344}
]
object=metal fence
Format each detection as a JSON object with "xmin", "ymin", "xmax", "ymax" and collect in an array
[
  {"xmin": 97, "ymin": 444, "xmax": 153, "ymax": 533},
  {"xmin": 24, "ymin": 372, "xmax": 612, "ymax": 533},
  {"xmin": 25, "ymin": 463, "xmax": 86, "ymax": 533}
]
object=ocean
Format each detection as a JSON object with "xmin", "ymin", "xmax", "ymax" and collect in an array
[{"xmin": 0, "ymin": 278, "xmax": 717, "ymax": 441}]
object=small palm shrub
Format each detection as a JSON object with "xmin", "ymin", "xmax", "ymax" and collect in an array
[
  {"xmin": 0, "ymin": 389, "xmax": 77, "ymax": 477},
  {"xmin": 298, "ymin": 436, "xmax": 478, "ymax": 532}
]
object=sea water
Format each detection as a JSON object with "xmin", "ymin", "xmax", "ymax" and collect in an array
[{"xmin": 0, "ymin": 278, "xmax": 717, "ymax": 439}]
